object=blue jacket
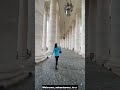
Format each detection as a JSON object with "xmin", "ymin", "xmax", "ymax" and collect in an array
[{"xmin": 52, "ymin": 47, "xmax": 61, "ymax": 56}]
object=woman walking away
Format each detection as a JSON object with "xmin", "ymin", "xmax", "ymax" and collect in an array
[{"xmin": 52, "ymin": 43, "xmax": 61, "ymax": 70}]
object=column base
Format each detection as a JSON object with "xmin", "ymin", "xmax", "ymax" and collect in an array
[
  {"xmin": 35, "ymin": 55, "xmax": 47, "ymax": 63},
  {"xmin": 0, "ymin": 64, "xmax": 28, "ymax": 88}
]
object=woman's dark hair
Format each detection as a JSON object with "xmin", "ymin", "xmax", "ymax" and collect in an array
[{"xmin": 54, "ymin": 43, "xmax": 57, "ymax": 48}]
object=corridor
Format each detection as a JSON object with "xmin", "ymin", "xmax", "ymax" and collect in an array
[{"xmin": 35, "ymin": 49, "xmax": 85, "ymax": 90}]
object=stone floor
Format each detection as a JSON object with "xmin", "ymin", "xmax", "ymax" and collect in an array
[
  {"xmin": 35, "ymin": 49, "xmax": 85, "ymax": 90},
  {"xmin": 86, "ymin": 58, "xmax": 120, "ymax": 90},
  {"xmin": 3, "ymin": 49, "xmax": 120, "ymax": 90}
]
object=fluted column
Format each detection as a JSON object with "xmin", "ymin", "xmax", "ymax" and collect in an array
[
  {"xmin": 80, "ymin": 0, "xmax": 85, "ymax": 57},
  {"xmin": 42, "ymin": 9, "xmax": 47, "ymax": 51},
  {"xmin": 47, "ymin": 0, "xmax": 56, "ymax": 52},
  {"xmin": 75, "ymin": 12, "xmax": 80, "ymax": 53}
]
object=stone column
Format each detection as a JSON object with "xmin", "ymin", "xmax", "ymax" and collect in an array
[
  {"xmin": 17, "ymin": 0, "xmax": 28, "ymax": 60},
  {"xmin": 0, "ymin": 0, "xmax": 28, "ymax": 87},
  {"xmin": 56, "ymin": 5, "xmax": 60, "ymax": 46},
  {"xmin": 66, "ymin": 32, "xmax": 68, "ymax": 49},
  {"xmin": 71, "ymin": 21, "xmax": 75, "ymax": 50},
  {"xmin": 42, "ymin": 9, "xmax": 47, "ymax": 51},
  {"xmin": 69, "ymin": 28, "xmax": 72, "ymax": 50},
  {"xmin": 46, "ymin": 12, "xmax": 50, "ymax": 49},
  {"xmin": 66, "ymin": 33, "xmax": 68, "ymax": 49},
  {"xmin": 95, "ymin": 0, "xmax": 110, "ymax": 63},
  {"xmin": 72, "ymin": 21, "xmax": 76, "ymax": 51},
  {"xmin": 35, "ymin": 0, "xmax": 44, "ymax": 60},
  {"xmin": 75, "ymin": 11, "xmax": 80, "ymax": 53},
  {"xmin": 65, "ymin": 34, "xmax": 67, "ymax": 49},
  {"xmin": 47, "ymin": 0, "xmax": 56, "ymax": 52},
  {"xmin": 85, "ymin": 0, "xmax": 89, "ymax": 58},
  {"xmin": 87, "ymin": 0, "xmax": 97, "ymax": 59},
  {"xmin": 106, "ymin": 0, "xmax": 120, "ymax": 75},
  {"xmin": 80, "ymin": 0, "xmax": 85, "ymax": 57},
  {"xmin": 27, "ymin": 0, "xmax": 35, "ymax": 60},
  {"xmin": 68, "ymin": 30, "xmax": 71, "ymax": 49},
  {"xmin": 63, "ymin": 39, "xmax": 65, "ymax": 48},
  {"xmin": 67, "ymin": 31, "xmax": 69, "ymax": 49}
]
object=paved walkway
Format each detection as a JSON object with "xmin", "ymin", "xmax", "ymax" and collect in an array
[
  {"xmin": 35, "ymin": 49, "xmax": 85, "ymax": 90},
  {"xmin": 86, "ymin": 58, "xmax": 120, "ymax": 90},
  {"xmin": 4, "ymin": 49, "xmax": 120, "ymax": 90}
]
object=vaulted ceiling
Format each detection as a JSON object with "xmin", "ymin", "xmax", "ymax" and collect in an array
[{"xmin": 45, "ymin": 0, "xmax": 81, "ymax": 38}]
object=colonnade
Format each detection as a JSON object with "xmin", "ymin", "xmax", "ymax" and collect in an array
[
  {"xmin": 60, "ymin": 0, "xmax": 85, "ymax": 57},
  {"xmin": 42, "ymin": 0, "xmax": 61, "ymax": 53},
  {"xmin": 0, "ymin": 0, "xmax": 34, "ymax": 87},
  {"xmin": 41, "ymin": 0, "xmax": 85, "ymax": 58},
  {"xmin": 86, "ymin": 0, "xmax": 120, "ymax": 75}
]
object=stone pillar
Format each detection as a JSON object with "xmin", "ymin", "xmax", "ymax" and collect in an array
[
  {"xmin": 46, "ymin": 12, "xmax": 50, "ymax": 49},
  {"xmin": 80, "ymin": 0, "xmax": 85, "ymax": 57},
  {"xmin": 27, "ymin": 0, "xmax": 35, "ymax": 59},
  {"xmin": 17, "ymin": 0, "xmax": 28, "ymax": 60},
  {"xmin": 106, "ymin": 0, "xmax": 120, "ymax": 75},
  {"xmin": 35, "ymin": 0, "xmax": 44, "ymax": 59},
  {"xmin": 63, "ymin": 39, "xmax": 65, "ymax": 48},
  {"xmin": 0, "ymin": 0, "xmax": 28, "ymax": 87},
  {"xmin": 42, "ymin": 9, "xmax": 47, "ymax": 51},
  {"xmin": 67, "ymin": 31, "xmax": 69, "ymax": 49},
  {"xmin": 69, "ymin": 28, "xmax": 72, "ymax": 50},
  {"xmin": 71, "ymin": 21, "xmax": 75, "ymax": 51},
  {"xmin": 47, "ymin": 0, "xmax": 56, "ymax": 52},
  {"xmin": 87, "ymin": 0, "xmax": 97, "ymax": 59},
  {"xmin": 85, "ymin": 0, "xmax": 89, "ymax": 58},
  {"xmin": 65, "ymin": 34, "xmax": 67, "ymax": 49},
  {"xmin": 95, "ymin": 0, "xmax": 110, "ymax": 63},
  {"xmin": 68, "ymin": 30, "xmax": 71, "ymax": 49},
  {"xmin": 75, "ymin": 12, "xmax": 80, "ymax": 53},
  {"xmin": 66, "ymin": 32, "xmax": 68, "ymax": 49},
  {"xmin": 73, "ymin": 21, "xmax": 76, "ymax": 51},
  {"xmin": 56, "ymin": 4, "xmax": 60, "ymax": 46}
]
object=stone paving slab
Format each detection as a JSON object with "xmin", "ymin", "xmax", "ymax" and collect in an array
[
  {"xmin": 86, "ymin": 58, "xmax": 120, "ymax": 90},
  {"xmin": 4, "ymin": 49, "xmax": 120, "ymax": 90},
  {"xmin": 35, "ymin": 49, "xmax": 85, "ymax": 90}
]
